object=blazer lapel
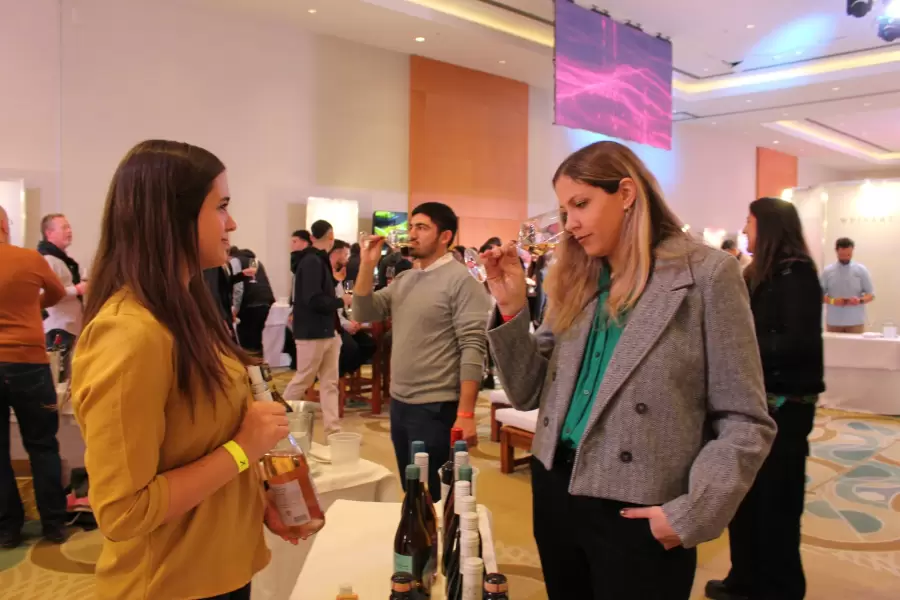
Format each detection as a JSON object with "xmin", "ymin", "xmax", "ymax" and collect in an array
[
  {"xmin": 583, "ymin": 256, "xmax": 695, "ymax": 434},
  {"xmin": 550, "ymin": 297, "xmax": 598, "ymax": 424}
]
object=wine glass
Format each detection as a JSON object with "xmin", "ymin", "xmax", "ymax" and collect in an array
[
  {"xmin": 518, "ymin": 210, "xmax": 564, "ymax": 256},
  {"xmin": 248, "ymin": 257, "xmax": 259, "ymax": 283},
  {"xmin": 359, "ymin": 231, "xmax": 372, "ymax": 249},
  {"xmin": 388, "ymin": 229, "xmax": 411, "ymax": 248},
  {"xmin": 463, "ymin": 248, "xmax": 488, "ymax": 283}
]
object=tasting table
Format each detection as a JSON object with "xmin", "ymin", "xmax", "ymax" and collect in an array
[
  {"xmin": 252, "ymin": 449, "xmax": 400, "ymax": 600},
  {"xmin": 289, "ymin": 499, "xmax": 497, "ymax": 600},
  {"xmin": 820, "ymin": 332, "xmax": 900, "ymax": 415}
]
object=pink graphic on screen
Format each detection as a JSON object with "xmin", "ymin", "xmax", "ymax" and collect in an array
[{"xmin": 554, "ymin": 1, "xmax": 673, "ymax": 150}]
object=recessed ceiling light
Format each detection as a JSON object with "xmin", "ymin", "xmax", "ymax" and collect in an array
[
  {"xmin": 703, "ymin": 68, "xmax": 709, "ymax": 72},
  {"xmin": 864, "ymin": 102, "xmax": 872, "ymax": 107},
  {"xmin": 774, "ymin": 55, "xmax": 781, "ymax": 60},
  {"xmin": 746, "ymin": 24, "xmax": 755, "ymax": 29},
  {"xmin": 832, "ymin": 87, "xmax": 840, "ymax": 91},
  {"xmin": 415, "ymin": 36, "xmax": 425, "ymax": 42},
  {"xmin": 308, "ymin": 8, "xmax": 317, "ymax": 13},
  {"xmin": 773, "ymin": 140, "xmax": 780, "ymax": 144},
  {"xmin": 499, "ymin": 60, "xmax": 506, "ymax": 64},
  {"xmin": 782, "ymin": 112, "xmax": 789, "ymax": 117},
  {"xmin": 796, "ymin": 50, "xmax": 803, "ymax": 55},
  {"xmin": 711, "ymin": 121, "xmax": 717, "ymax": 125},
  {"xmin": 746, "ymin": 99, "xmax": 752, "ymax": 103}
]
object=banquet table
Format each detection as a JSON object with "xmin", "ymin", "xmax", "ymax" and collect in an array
[
  {"xmin": 252, "ymin": 451, "xmax": 400, "ymax": 600},
  {"xmin": 820, "ymin": 332, "xmax": 900, "ymax": 415},
  {"xmin": 290, "ymin": 499, "xmax": 497, "ymax": 600}
]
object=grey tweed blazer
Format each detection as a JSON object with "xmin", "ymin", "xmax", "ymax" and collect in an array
[{"xmin": 488, "ymin": 239, "xmax": 776, "ymax": 548}]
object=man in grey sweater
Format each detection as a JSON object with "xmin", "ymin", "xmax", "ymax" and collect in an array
[{"xmin": 353, "ymin": 202, "xmax": 490, "ymax": 501}]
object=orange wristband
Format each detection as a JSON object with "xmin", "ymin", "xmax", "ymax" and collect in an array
[{"xmin": 457, "ymin": 411, "xmax": 475, "ymax": 419}]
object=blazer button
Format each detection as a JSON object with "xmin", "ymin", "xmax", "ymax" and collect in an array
[
  {"xmin": 543, "ymin": 417, "xmax": 550, "ymax": 427},
  {"xmin": 635, "ymin": 403, "xmax": 648, "ymax": 415},
  {"xmin": 620, "ymin": 451, "xmax": 633, "ymax": 463}
]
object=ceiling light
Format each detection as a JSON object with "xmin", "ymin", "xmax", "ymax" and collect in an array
[
  {"xmin": 746, "ymin": 24, "xmax": 755, "ymax": 29},
  {"xmin": 773, "ymin": 140, "xmax": 780, "ymax": 144},
  {"xmin": 847, "ymin": 0, "xmax": 874, "ymax": 18},
  {"xmin": 782, "ymin": 112, "xmax": 789, "ymax": 117},
  {"xmin": 308, "ymin": 8, "xmax": 317, "ymax": 13},
  {"xmin": 878, "ymin": 11, "xmax": 900, "ymax": 42},
  {"xmin": 796, "ymin": 50, "xmax": 803, "ymax": 55},
  {"xmin": 703, "ymin": 68, "xmax": 709, "ymax": 72},
  {"xmin": 711, "ymin": 121, "xmax": 717, "ymax": 125},
  {"xmin": 499, "ymin": 60, "xmax": 506, "ymax": 64},
  {"xmin": 864, "ymin": 102, "xmax": 872, "ymax": 106},
  {"xmin": 774, "ymin": 55, "xmax": 781, "ymax": 60},
  {"xmin": 746, "ymin": 99, "xmax": 752, "ymax": 103},
  {"xmin": 832, "ymin": 86, "xmax": 841, "ymax": 91},
  {"xmin": 415, "ymin": 37, "xmax": 425, "ymax": 42}
]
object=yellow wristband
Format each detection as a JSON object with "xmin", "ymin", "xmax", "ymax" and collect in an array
[{"xmin": 223, "ymin": 440, "xmax": 250, "ymax": 473}]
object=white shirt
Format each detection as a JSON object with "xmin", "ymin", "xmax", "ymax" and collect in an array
[
  {"xmin": 422, "ymin": 252, "xmax": 455, "ymax": 273},
  {"xmin": 43, "ymin": 254, "xmax": 83, "ymax": 335}
]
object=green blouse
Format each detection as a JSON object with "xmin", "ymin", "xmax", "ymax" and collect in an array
[{"xmin": 560, "ymin": 267, "xmax": 627, "ymax": 449}]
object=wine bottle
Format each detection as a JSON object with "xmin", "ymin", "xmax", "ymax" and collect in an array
[
  {"xmin": 389, "ymin": 572, "xmax": 415, "ymax": 599},
  {"xmin": 413, "ymin": 450, "xmax": 438, "ymax": 586},
  {"xmin": 250, "ymin": 365, "xmax": 325, "ymax": 539},
  {"xmin": 483, "ymin": 573, "xmax": 509, "ymax": 599},
  {"xmin": 462, "ymin": 557, "xmax": 484, "ymax": 600},
  {"xmin": 442, "ymin": 466, "xmax": 472, "ymax": 577},
  {"xmin": 441, "ymin": 448, "xmax": 469, "ymax": 560},
  {"xmin": 439, "ymin": 430, "xmax": 465, "ymax": 503},
  {"xmin": 445, "ymin": 495, "xmax": 478, "ymax": 600},
  {"xmin": 394, "ymin": 465, "xmax": 434, "ymax": 594}
]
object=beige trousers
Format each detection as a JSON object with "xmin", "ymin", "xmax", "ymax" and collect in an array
[{"xmin": 283, "ymin": 334, "xmax": 342, "ymax": 434}]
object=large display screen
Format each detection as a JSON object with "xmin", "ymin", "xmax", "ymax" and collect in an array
[
  {"xmin": 373, "ymin": 211, "xmax": 408, "ymax": 236},
  {"xmin": 554, "ymin": 0, "xmax": 673, "ymax": 150}
]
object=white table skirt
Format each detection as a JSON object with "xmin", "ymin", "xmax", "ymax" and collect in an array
[
  {"xmin": 252, "ymin": 456, "xmax": 400, "ymax": 600},
  {"xmin": 821, "ymin": 333, "xmax": 900, "ymax": 415},
  {"xmin": 290, "ymin": 499, "xmax": 496, "ymax": 600},
  {"xmin": 262, "ymin": 303, "xmax": 292, "ymax": 368}
]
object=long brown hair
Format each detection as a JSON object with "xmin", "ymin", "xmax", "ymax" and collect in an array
[
  {"xmin": 545, "ymin": 141, "xmax": 686, "ymax": 333},
  {"xmin": 84, "ymin": 140, "xmax": 250, "ymax": 407},
  {"xmin": 744, "ymin": 196, "xmax": 814, "ymax": 292}
]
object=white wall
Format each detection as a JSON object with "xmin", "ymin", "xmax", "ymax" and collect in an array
[
  {"xmin": 798, "ymin": 158, "xmax": 855, "ymax": 189},
  {"xmin": 0, "ymin": 0, "xmax": 410, "ymax": 296},
  {"xmin": 528, "ymin": 88, "xmax": 757, "ymax": 234}
]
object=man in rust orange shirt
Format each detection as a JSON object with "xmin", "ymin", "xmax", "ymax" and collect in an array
[{"xmin": 0, "ymin": 205, "xmax": 68, "ymax": 548}]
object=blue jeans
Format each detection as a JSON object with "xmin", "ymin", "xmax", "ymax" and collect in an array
[
  {"xmin": 390, "ymin": 399, "xmax": 458, "ymax": 504},
  {"xmin": 0, "ymin": 362, "xmax": 66, "ymax": 533}
]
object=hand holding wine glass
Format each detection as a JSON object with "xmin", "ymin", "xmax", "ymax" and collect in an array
[
  {"xmin": 359, "ymin": 234, "xmax": 385, "ymax": 265},
  {"xmin": 481, "ymin": 241, "xmax": 528, "ymax": 317}
]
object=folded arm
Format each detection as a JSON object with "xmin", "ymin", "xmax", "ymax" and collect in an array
[{"xmin": 661, "ymin": 256, "xmax": 776, "ymax": 548}]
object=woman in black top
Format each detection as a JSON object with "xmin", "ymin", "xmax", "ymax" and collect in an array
[{"xmin": 706, "ymin": 197, "xmax": 824, "ymax": 600}]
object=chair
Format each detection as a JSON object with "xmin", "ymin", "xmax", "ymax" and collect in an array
[
  {"xmin": 495, "ymin": 408, "xmax": 538, "ymax": 474},
  {"xmin": 489, "ymin": 389, "xmax": 512, "ymax": 442}
]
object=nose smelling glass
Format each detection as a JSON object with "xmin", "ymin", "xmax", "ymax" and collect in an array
[
  {"xmin": 518, "ymin": 210, "xmax": 564, "ymax": 255},
  {"xmin": 388, "ymin": 229, "xmax": 411, "ymax": 248}
]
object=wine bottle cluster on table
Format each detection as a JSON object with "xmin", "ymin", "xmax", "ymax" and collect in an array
[
  {"xmin": 394, "ymin": 464, "xmax": 436, "ymax": 594},
  {"xmin": 248, "ymin": 365, "xmax": 325, "ymax": 540}
]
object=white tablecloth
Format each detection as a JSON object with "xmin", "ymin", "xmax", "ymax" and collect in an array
[
  {"xmin": 263, "ymin": 302, "xmax": 292, "ymax": 367},
  {"xmin": 821, "ymin": 333, "xmax": 900, "ymax": 415},
  {"xmin": 252, "ymin": 452, "xmax": 400, "ymax": 600},
  {"xmin": 290, "ymin": 499, "xmax": 496, "ymax": 600}
]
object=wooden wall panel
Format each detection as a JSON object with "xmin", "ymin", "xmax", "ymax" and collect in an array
[
  {"xmin": 756, "ymin": 147, "xmax": 798, "ymax": 200},
  {"xmin": 409, "ymin": 56, "xmax": 528, "ymax": 248}
]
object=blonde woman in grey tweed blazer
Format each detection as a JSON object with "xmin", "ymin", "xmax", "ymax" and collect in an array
[{"xmin": 482, "ymin": 141, "xmax": 776, "ymax": 600}]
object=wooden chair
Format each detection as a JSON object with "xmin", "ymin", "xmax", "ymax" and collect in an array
[{"xmin": 495, "ymin": 408, "xmax": 538, "ymax": 474}]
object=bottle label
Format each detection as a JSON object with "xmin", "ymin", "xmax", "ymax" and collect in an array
[
  {"xmin": 270, "ymin": 479, "xmax": 311, "ymax": 526},
  {"xmin": 393, "ymin": 552, "xmax": 413, "ymax": 575}
]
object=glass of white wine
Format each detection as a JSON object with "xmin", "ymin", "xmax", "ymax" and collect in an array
[
  {"xmin": 518, "ymin": 210, "xmax": 564, "ymax": 256},
  {"xmin": 248, "ymin": 257, "xmax": 259, "ymax": 283},
  {"xmin": 463, "ymin": 248, "xmax": 488, "ymax": 283},
  {"xmin": 388, "ymin": 229, "xmax": 411, "ymax": 248}
]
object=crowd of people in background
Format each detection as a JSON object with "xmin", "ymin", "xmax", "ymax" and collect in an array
[{"xmin": 0, "ymin": 136, "xmax": 880, "ymax": 600}]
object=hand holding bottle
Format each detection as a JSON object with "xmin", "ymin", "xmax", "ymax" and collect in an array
[
  {"xmin": 234, "ymin": 402, "xmax": 289, "ymax": 463},
  {"xmin": 481, "ymin": 241, "xmax": 527, "ymax": 317}
]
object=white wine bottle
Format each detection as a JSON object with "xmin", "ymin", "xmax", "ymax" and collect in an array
[{"xmin": 249, "ymin": 365, "xmax": 325, "ymax": 539}]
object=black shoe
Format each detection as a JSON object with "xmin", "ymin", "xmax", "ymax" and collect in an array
[
  {"xmin": 0, "ymin": 530, "xmax": 23, "ymax": 549},
  {"xmin": 705, "ymin": 580, "xmax": 749, "ymax": 600},
  {"xmin": 42, "ymin": 527, "xmax": 67, "ymax": 545}
]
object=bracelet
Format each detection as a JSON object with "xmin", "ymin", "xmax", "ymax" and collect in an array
[
  {"xmin": 223, "ymin": 440, "xmax": 250, "ymax": 473},
  {"xmin": 457, "ymin": 411, "xmax": 475, "ymax": 419}
]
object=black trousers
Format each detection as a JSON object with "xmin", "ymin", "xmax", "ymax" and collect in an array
[
  {"xmin": 724, "ymin": 402, "xmax": 815, "ymax": 600},
  {"xmin": 201, "ymin": 582, "xmax": 251, "ymax": 600},
  {"xmin": 390, "ymin": 399, "xmax": 458, "ymax": 504},
  {"xmin": 532, "ymin": 456, "xmax": 696, "ymax": 600},
  {"xmin": 0, "ymin": 363, "xmax": 66, "ymax": 534},
  {"xmin": 338, "ymin": 329, "xmax": 376, "ymax": 377},
  {"xmin": 236, "ymin": 304, "xmax": 271, "ymax": 354}
]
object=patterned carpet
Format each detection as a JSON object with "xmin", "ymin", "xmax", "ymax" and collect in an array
[{"xmin": 3, "ymin": 385, "xmax": 900, "ymax": 599}]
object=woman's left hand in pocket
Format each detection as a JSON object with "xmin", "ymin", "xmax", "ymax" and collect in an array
[{"xmin": 620, "ymin": 506, "xmax": 682, "ymax": 550}]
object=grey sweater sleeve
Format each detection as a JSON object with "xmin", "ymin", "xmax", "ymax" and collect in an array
[
  {"xmin": 451, "ymin": 275, "xmax": 492, "ymax": 383},
  {"xmin": 351, "ymin": 283, "xmax": 393, "ymax": 323}
]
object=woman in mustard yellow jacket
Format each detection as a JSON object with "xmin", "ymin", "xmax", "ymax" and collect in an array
[{"xmin": 72, "ymin": 140, "xmax": 296, "ymax": 600}]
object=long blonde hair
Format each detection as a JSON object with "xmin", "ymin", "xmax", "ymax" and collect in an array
[{"xmin": 544, "ymin": 142, "xmax": 686, "ymax": 333}]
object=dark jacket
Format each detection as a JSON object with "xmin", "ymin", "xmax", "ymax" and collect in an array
[
  {"xmin": 748, "ymin": 257, "xmax": 825, "ymax": 396},
  {"xmin": 233, "ymin": 250, "xmax": 275, "ymax": 310},
  {"xmin": 345, "ymin": 253, "xmax": 360, "ymax": 283},
  {"xmin": 292, "ymin": 247, "xmax": 342, "ymax": 340}
]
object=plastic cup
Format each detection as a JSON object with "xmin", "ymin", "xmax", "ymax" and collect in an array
[{"xmin": 327, "ymin": 432, "xmax": 362, "ymax": 469}]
